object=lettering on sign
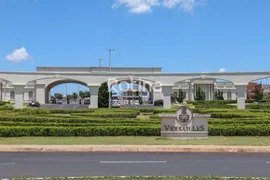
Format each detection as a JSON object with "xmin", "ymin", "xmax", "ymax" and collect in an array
[{"xmin": 164, "ymin": 125, "xmax": 205, "ymax": 132}]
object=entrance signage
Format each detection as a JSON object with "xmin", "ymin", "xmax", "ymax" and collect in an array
[{"xmin": 159, "ymin": 106, "xmax": 210, "ymax": 139}]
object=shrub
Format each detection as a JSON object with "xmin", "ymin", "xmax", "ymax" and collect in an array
[{"xmin": 0, "ymin": 125, "xmax": 160, "ymax": 137}]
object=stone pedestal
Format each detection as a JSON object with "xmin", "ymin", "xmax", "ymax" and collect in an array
[{"xmin": 159, "ymin": 113, "xmax": 210, "ymax": 139}]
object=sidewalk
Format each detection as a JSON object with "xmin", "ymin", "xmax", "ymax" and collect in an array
[{"xmin": 1, "ymin": 145, "xmax": 270, "ymax": 153}]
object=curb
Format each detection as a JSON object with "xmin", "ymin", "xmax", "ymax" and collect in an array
[{"xmin": 0, "ymin": 145, "xmax": 270, "ymax": 153}]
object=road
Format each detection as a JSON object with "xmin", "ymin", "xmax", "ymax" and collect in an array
[
  {"xmin": 39, "ymin": 104, "xmax": 156, "ymax": 109},
  {"xmin": 1, "ymin": 152, "xmax": 270, "ymax": 178},
  {"xmin": 40, "ymin": 104, "xmax": 89, "ymax": 109}
]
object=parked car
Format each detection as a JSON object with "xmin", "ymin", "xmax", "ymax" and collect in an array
[
  {"xmin": 112, "ymin": 100, "xmax": 121, "ymax": 108},
  {"xmin": 154, "ymin": 99, "xmax": 163, "ymax": 106},
  {"xmin": 56, "ymin": 99, "xmax": 63, "ymax": 104},
  {"xmin": 28, "ymin": 101, "xmax": 40, "ymax": 108}
]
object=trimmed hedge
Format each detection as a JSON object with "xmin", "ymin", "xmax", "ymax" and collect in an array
[
  {"xmin": 0, "ymin": 115, "xmax": 159, "ymax": 124},
  {"xmin": 0, "ymin": 121, "xmax": 160, "ymax": 127},
  {"xmin": 209, "ymin": 125, "xmax": 270, "ymax": 136},
  {"xmin": 0, "ymin": 126, "xmax": 160, "ymax": 137},
  {"xmin": 0, "ymin": 124, "xmax": 270, "ymax": 137}
]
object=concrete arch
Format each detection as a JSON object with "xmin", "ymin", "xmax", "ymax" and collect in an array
[
  {"xmin": 248, "ymin": 76, "xmax": 270, "ymax": 83},
  {"xmin": 44, "ymin": 78, "xmax": 89, "ymax": 103},
  {"xmin": 173, "ymin": 76, "xmax": 234, "ymax": 85},
  {"xmin": 106, "ymin": 77, "xmax": 158, "ymax": 104}
]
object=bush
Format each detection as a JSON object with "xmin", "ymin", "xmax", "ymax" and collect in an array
[
  {"xmin": 0, "ymin": 126, "xmax": 160, "ymax": 137},
  {"xmin": 209, "ymin": 125, "xmax": 270, "ymax": 136},
  {"xmin": 0, "ymin": 102, "xmax": 6, "ymax": 106}
]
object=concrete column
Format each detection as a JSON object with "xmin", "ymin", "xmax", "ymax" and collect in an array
[
  {"xmin": 89, "ymin": 86, "xmax": 99, "ymax": 108},
  {"xmin": 36, "ymin": 84, "xmax": 46, "ymax": 104},
  {"xmin": 189, "ymin": 82, "xmax": 194, "ymax": 101},
  {"xmin": 13, "ymin": 84, "xmax": 25, "ymax": 109},
  {"xmin": 235, "ymin": 85, "xmax": 247, "ymax": 110},
  {"xmin": 162, "ymin": 85, "xmax": 173, "ymax": 109}
]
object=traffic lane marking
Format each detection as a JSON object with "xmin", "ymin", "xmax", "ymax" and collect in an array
[{"xmin": 100, "ymin": 161, "xmax": 167, "ymax": 164}]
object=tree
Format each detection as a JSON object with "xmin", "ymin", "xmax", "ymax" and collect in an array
[
  {"xmin": 171, "ymin": 93, "xmax": 176, "ymax": 103},
  {"xmin": 79, "ymin": 91, "xmax": 85, "ymax": 98},
  {"xmin": 138, "ymin": 96, "xmax": 143, "ymax": 105},
  {"xmin": 98, "ymin": 82, "xmax": 110, "ymax": 108},
  {"xmin": 67, "ymin": 94, "xmax": 72, "ymax": 100},
  {"xmin": 72, "ymin": 92, "xmax": 78, "ymax": 100},
  {"xmin": 176, "ymin": 89, "xmax": 186, "ymax": 103},
  {"xmin": 84, "ymin": 91, "xmax": 90, "ymax": 98},
  {"xmin": 79, "ymin": 91, "xmax": 90, "ymax": 98},
  {"xmin": 253, "ymin": 86, "xmax": 263, "ymax": 101},
  {"xmin": 55, "ymin": 93, "xmax": 63, "ymax": 100},
  {"xmin": 214, "ymin": 90, "xmax": 224, "ymax": 100},
  {"xmin": 194, "ymin": 86, "xmax": 205, "ymax": 101}
]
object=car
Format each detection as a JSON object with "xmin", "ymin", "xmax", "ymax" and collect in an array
[
  {"xmin": 111, "ymin": 100, "xmax": 121, "ymax": 108},
  {"xmin": 28, "ymin": 101, "xmax": 40, "ymax": 108},
  {"xmin": 154, "ymin": 99, "xmax": 163, "ymax": 106},
  {"xmin": 56, "ymin": 99, "xmax": 63, "ymax": 104}
]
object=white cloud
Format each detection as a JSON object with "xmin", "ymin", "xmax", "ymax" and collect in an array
[
  {"xmin": 5, "ymin": 47, "xmax": 31, "ymax": 63},
  {"xmin": 112, "ymin": 0, "xmax": 205, "ymax": 14},
  {"xmin": 218, "ymin": 68, "xmax": 226, "ymax": 73},
  {"xmin": 112, "ymin": 0, "xmax": 160, "ymax": 14}
]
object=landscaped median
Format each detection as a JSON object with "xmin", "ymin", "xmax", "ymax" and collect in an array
[{"xmin": 1, "ymin": 136, "xmax": 270, "ymax": 153}]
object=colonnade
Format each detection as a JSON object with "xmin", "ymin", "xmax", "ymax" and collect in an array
[{"xmin": 12, "ymin": 83, "xmax": 248, "ymax": 110}]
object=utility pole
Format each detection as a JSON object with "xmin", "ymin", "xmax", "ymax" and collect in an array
[
  {"xmin": 98, "ymin": 58, "xmax": 103, "ymax": 72},
  {"xmin": 106, "ymin": 49, "xmax": 115, "ymax": 108}
]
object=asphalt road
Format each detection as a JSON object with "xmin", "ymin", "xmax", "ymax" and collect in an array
[
  {"xmin": 40, "ymin": 104, "xmax": 89, "ymax": 109},
  {"xmin": 39, "ymin": 104, "xmax": 156, "ymax": 109},
  {"xmin": 1, "ymin": 152, "xmax": 270, "ymax": 178}
]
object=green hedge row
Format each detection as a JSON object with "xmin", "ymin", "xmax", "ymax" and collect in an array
[
  {"xmin": 209, "ymin": 118, "xmax": 270, "ymax": 125},
  {"xmin": 0, "ymin": 125, "xmax": 270, "ymax": 137},
  {"xmin": 187, "ymin": 100, "xmax": 237, "ymax": 105},
  {"xmin": 0, "ymin": 102, "xmax": 7, "ymax": 106},
  {"xmin": 0, "ymin": 126, "xmax": 160, "ymax": 137},
  {"xmin": 0, "ymin": 115, "xmax": 159, "ymax": 124},
  {"xmin": 0, "ymin": 121, "xmax": 159, "ymax": 127},
  {"xmin": 70, "ymin": 112, "xmax": 139, "ymax": 118},
  {"xmin": 195, "ymin": 104, "xmax": 236, "ymax": 109},
  {"xmin": 208, "ymin": 125, "xmax": 270, "ymax": 136}
]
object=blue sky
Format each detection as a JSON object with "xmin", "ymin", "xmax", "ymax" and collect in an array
[{"xmin": 1, "ymin": 0, "xmax": 270, "ymax": 94}]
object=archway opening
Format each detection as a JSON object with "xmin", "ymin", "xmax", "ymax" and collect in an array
[
  {"xmin": 173, "ymin": 78, "xmax": 235, "ymax": 102},
  {"xmin": 45, "ymin": 79, "xmax": 90, "ymax": 105},
  {"xmin": 109, "ymin": 78, "xmax": 156, "ymax": 105},
  {"xmin": 247, "ymin": 77, "xmax": 270, "ymax": 101},
  {"xmin": 0, "ymin": 79, "xmax": 13, "ymax": 102}
]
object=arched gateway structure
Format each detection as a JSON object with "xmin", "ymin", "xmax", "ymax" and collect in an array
[{"xmin": 1, "ymin": 66, "xmax": 270, "ymax": 109}]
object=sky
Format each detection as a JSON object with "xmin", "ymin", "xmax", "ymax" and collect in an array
[{"xmin": 1, "ymin": 0, "xmax": 270, "ymax": 94}]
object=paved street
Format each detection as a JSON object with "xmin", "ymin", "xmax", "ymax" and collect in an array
[
  {"xmin": 39, "ymin": 104, "xmax": 156, "ymax": 109},
  {"xmin": 40, "ymin": 104, "xmax": 89, "ymax": 109},
  {"xmin": 1, "ymin": 152, "xmax": 270, "ymax": 178}
]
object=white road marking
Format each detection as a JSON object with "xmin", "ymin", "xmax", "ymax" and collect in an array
[
  {"xmin": 266, "ymin": 162, "xmax": 270, "ymax": 164},
  {"xmin": 0, "ymin": 162, "xmax": 15, "ymax": 165},
  {"xmin": 74, "ymin": 104, "xmax": 79, "ymax": 109},
  {"xmin": 60, "ymin": 104, "xmax": 65, "ymax": 109},
  {"xmin": 100, "ymin": 161, "xmax": 167, "ymax": 164}
]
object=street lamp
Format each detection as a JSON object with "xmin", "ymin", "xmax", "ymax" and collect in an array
[
  {"xmin": 98, "ymin": 58, "xmax": 103, "ymax": 72},
  {"xmin": 106, "ymin": 49, "xmax": 115, "ymax": 73},
  {"xmin": 106, "ymin": 49, "xmax": 115, "ymax": 108}
]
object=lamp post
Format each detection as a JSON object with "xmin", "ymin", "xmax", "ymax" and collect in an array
[
  {"xmin": 106, "ymin": 49, "xmax": 115, "ymax": 108},
  {"xmin": 98, "ymin": 58, "xmax": 103, "ymax": 72}
]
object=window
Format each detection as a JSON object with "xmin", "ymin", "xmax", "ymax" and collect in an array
[
  {"xmin": 227, "ymin": 92, "xmax": 232, "ymax": 100},
  {"xmin": 173, "ymin": 92, "xmax": 177, "ymax": 97},
  {"xmin": 10, "ymin": 91, "xmax": 15, "ymax": 100},
  {"xmin": 29, "ymin": 91, "xmax": 33, "ymax": 100}
]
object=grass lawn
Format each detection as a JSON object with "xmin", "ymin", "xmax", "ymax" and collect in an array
[{"xmin": 1, "ymin": 136, "xmax": 270, "ymax": 146}]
